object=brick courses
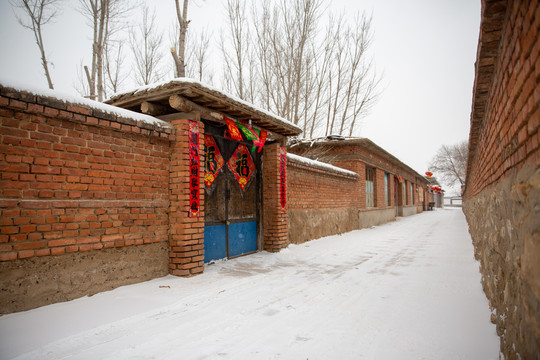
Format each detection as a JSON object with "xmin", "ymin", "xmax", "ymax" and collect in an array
[
  {"xmin": 0, "ymin": 85, "xmax": 172, "ymax": 261},
  {"xmin": 262, "ymin": 143, "xmax": 289, "ymax": 252},
  {"xmin": 168, "ymin": 117, "xmax": 205, "ymax": 276},
  {"xmin": 463, "ymin": 0, "xmax": 540, "ymax": 358}
]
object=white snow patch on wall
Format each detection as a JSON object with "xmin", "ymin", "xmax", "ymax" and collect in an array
[
  {"xmin": 287, "ymin": 153, "xmax": 358, "ymax": 177},
  {"xmin": 0, "ymin": 77, "xmax": 171, "ymax": 129}
]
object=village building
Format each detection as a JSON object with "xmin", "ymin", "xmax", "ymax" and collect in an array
[
  {"xmin": 462, "ymin": 0, "xmax": 539, "ymax": 357},
  {"xmin": 287, "ymin": 138, "xmax": 432, "ymax": 244},
  {"xmin": 0, "ymin": 79, "xmax": 434, "ymax": 314}
]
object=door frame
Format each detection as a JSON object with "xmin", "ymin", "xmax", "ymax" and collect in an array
[{"xmin": 203, "ymin": 121, "xmax": 263, "ymax": 262}]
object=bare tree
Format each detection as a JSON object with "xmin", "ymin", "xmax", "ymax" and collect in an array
[
  {"xmin": 429, "ymin": 140, "xmax": 469, "ymax": 187},
  {"xmin": 11, "ymin": 0, "xmax": 60, "ymax": 89},
  {"xmin": 130, "ymin": 6, "xmax": 164, "ymax": 86},
  {"xmin": 186, "ymin": 28, "xmax": 213, "ymax": 83},
  {"xmin": 78, "ymin": 0, "xmax": 130, "ymax": 101},
  {"xmin": 171, "ymin": 0, "xmax": 189, "ymax": 77},
  {"xmin": 104, "ymin": 39, "xmax": 126, "ymax": 95},
  {"xmin": 221, "ymin": 0, "xmax": 251, "ymax": 100}
]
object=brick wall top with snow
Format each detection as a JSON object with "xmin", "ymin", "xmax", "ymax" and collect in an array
[{"xmin": 0, "ymin": 83, "xmax": 174, "ymax": 140}]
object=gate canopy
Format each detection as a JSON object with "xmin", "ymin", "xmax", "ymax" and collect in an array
[{"xmin": 106, "ymin": 78, "xmax": 302, "ymax": 137}]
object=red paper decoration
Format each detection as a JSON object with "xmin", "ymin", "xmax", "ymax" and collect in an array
[
  {"xmin": 188, "ymin": 121, "xmax": 200, "ymax": 217},
  {"xmin": 204, "ymin": 135, "xmax": 225, "ymax": 189},
  {"xmin": 279, "ymin": 146, "xmax": 287, "ymax": 212},
  {"xmin": 227, "ymin": 143, "xmax": 256, "ymax": 191},
  {"xmin": 225, "ymin": 117, "xmax": 243, "ymax": 141},
  {"xmin": 425, "ymin": 171, "xmax": 433, "ymax": 178}
]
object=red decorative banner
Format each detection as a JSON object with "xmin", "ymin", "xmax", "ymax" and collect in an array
[
  {"xmin": 224, "ymin": 116, "xmax": 243, "ymax": 141},
  {"xmin": 227, "ymin": 143, "xmax": 256, "ymax": 191},
  {"xmin": 204, "ymin": 135, "xmax": 225, "ymax": 189},
  {"xmin": 279, "ymin": 146, "xmax": 286, "ymax": 212},
  {"xmin": 252, "ymin": 129, "xmax": 267, "ymax": 153},
  {"xmin": 397, "ymin": 175, "xmax": 404, "ymax": 183},
  {"xmin": 188, "ymin": 121, "xmax": 200, "ymax": 217}
]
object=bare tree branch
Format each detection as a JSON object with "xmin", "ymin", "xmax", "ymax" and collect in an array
[
  {"xmin": 130, "ymin": 5, "xmax": 164, "ymax": 86},
  {"xmin": 429, "ymin": 140, "xmax": 469, "ymax": 187},
  {"xmin": 11, "ymin": 0, "xmax": 60, "ymax": 89}
]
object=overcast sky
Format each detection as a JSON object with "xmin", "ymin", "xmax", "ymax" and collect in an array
[{"xmin": 0, "ymin": 0, "xmax": 480, "ymax": 194}]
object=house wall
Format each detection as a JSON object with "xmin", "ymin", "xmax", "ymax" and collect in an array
[
  {"xmin": 287, "ymin": 155, "xmax": 359, "ymax": 244},
  {"xmin": 0, "ymin": 85, "xmax": 173, "ymax": 314},
  {"xmin": 462, "ymin": 0, "xmax": 540, "ymax": 358}
]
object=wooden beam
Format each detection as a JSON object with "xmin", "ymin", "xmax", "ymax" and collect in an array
[
  {"xmin": 140, "ymin": 101, "xmax": 171, "ymax": 116},
  {"xmin": 169, "ymin": 94, "xmax": 286, "ymax": 142},
  {"xmin": 169, "ymin": 94, "xmax": 223, "ymax": 122}
]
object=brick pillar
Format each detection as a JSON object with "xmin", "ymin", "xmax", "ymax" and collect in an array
[
  {"xmin": 169, "ymin": 117, "xmax": 205, "ymax": 276},
  {"xmin": 262, "ymin": 143, "xmax": 289, "ymax": 252}
]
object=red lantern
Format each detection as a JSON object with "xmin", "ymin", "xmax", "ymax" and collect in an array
[{"xmin": 425, "ymin": 171, "xmax": 433, "ymax": 179}]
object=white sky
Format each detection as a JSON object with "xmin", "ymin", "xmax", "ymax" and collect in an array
[{"xmin": 0, "ymin": 0, "xmax": 480, "ymax": 193}]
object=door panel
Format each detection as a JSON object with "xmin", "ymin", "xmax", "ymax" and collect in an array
[
  {"xmin": 228, "ymin": 221, "xmax": 257, "ymax": 258},
  {"xmin": 204, "ymin": 224, "xmax": 227, "ymax": 263},
  {"xmin": 228, "ymin": 176, "xmax": 256, "ymax": 220}
]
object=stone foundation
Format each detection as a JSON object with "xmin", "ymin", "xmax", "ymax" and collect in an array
[
  {"xmin": 463, "ymin": 165, "xmax": 540, "ymax": 358},
  {"xmin": 0, "ymin": 242, "xmax": 169, "ymax": 314}
]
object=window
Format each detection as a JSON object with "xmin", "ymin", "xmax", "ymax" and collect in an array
[
  {"xmin": 410, "ymin": 183, "xmax": 414, "ymax": 204},
  {"xmin": 384, "ymin": 172, "xmax": 389, "ymax": 206},
  {"xmin": 366, "ymin": 166, "xmax": 375, "ymax": 207}
]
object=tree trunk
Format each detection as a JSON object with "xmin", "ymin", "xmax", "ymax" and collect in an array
[{"xmin": 174, "ymin": 0, "xmax": 189, "ymax": 77}]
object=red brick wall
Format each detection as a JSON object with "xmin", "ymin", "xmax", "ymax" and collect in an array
[
  {"xmin": 0, "ymin": 86, "xmax": 173, "ymax": 261},
  {"xmin": 289, "ymin": 141, "xmax": 427, "ymax": 212},
  {"xmin": 262, "ymin": 143, "xmax": 289, "ymax": 252},
  {"xmin": 464, "ymin": 0, "xmax": 539, "ymax": 198},
  {"xmin": 463, "ymin": 0, "xmax": 539, "ymax": 357},
  {"xmin": 168, "ymin": 117, "xmax": 205, "ymax": 276},
  {"xmin": 287, "ymin": 157, "xmax": 360, "ymax": 211}
]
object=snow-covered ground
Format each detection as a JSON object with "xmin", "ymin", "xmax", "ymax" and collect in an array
[{"xmin": 0, "ymin": 208, "xmax": 500, "ymax": 360}]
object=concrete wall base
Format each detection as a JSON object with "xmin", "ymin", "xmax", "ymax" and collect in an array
[
  {"xmin": 288, "ymin": 208, "xmax": 358, "ymax": 244},
  {"xmin": 0, "ymin": 243, "xmax": 169, "ymax": 314},
  {"xmin": 359, "ymin": 208, "xmax": 395, "ymax": 229}
]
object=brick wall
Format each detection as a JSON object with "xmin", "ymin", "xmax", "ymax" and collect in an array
[
  {"xmin": 287, "ymin": 154, "xmax": 359, "ymax": 244},
  {"xmin": 168, "ymin": 117, "xmax": 205, "ymax": 276},
  {"xmin": 462, "ymin": 0, "xmax": 539, "ymax": 358},
  {"xmin": 290, "ymin": 140, "xmax": 427, "ymax": 212},
  {"xmin": 287, "ymin": 156, "xmax": 360, "ymax": 210},
  {"xmin": 0, "ymin": 84, "xmax": 173, "ymax": 313},
  {"xmin": 262, "ymin": 143, "xmax": 289, "ymax": 251}
]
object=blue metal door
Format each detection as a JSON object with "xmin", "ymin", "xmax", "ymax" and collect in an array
[
  {"xmin": 203, "ymin": 128, "xmax": 258, "ymax": 263},
  {"xmin": 228, "ymin": 221, "xmax": 257, "ymax": 258}
]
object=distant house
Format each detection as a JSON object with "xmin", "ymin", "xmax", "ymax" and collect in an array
[{"xmin": 287, "ymin": 137, "xmax": 432, "ymax": 244}]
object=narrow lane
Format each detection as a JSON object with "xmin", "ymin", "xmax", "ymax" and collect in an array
[{"xmin": 0, "ymin": 209, "xmax": 499, "ymax": 359}]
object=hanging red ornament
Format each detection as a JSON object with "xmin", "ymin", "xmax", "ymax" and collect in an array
[{"xmin": 227, "ymin": 144, "xmax": 256, "ymax": 191}]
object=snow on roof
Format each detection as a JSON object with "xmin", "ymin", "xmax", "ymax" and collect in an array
[
  {"xmin": 0, "ymin": 77, "xmax": 172, "ymax": 129},
  {"xmin": 287, "ymin": 153, "xmax": 358, "ymax": 178},
  {"xmin": 107, "ymin": 78, "xmax": 301, "ymax": 136}
]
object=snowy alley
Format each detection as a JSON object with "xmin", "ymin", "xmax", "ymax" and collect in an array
[{"xmin": 0, "ymin": 208, "xmax": 500, "ymax": 360}]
